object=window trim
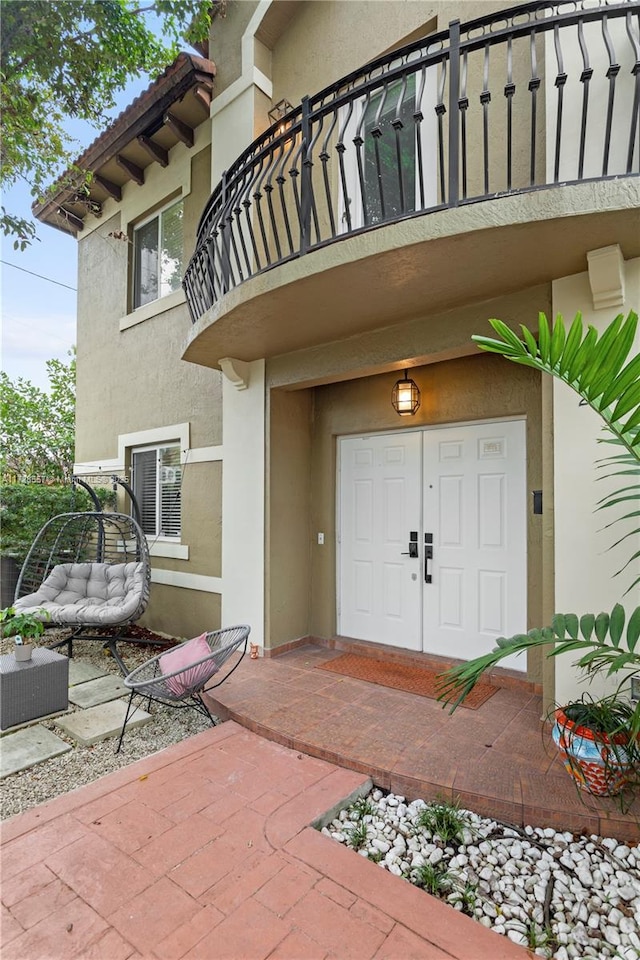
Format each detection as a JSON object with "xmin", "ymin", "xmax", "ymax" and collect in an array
[
  {"xmin": 120, "ymin": 288, "xmax": 186, "ymax": 331},
  {"xmin": 132, "ymin": 197, "xmax": 184, "ymax": 311}
]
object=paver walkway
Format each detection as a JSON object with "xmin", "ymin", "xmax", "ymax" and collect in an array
[
  {"xmin": 203, "ymin": 642, "xmax": 640, "ymax": 842},
  {"xmin": 1, "ymin": 722, "xmax": 526, "ymax": 960}
]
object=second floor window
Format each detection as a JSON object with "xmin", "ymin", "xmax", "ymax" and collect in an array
[
  {"xmin": 133, "ymin": 200, "xmax": 183, "ymax": 308},
  {"xmin": 132, "ymin": 444, "xmax": 182, "ymax": 539}
]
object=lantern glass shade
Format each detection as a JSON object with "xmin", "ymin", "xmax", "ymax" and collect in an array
[
  {"xmin": 268, "ymin": 99, "xmax": 293, "ymax": 124},
  {"xmin": 391, "ymin": 371, "xmax": 421, "ymax": 416}
]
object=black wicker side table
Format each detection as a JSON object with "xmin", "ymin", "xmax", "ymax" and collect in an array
[{"xmin": 0, "ymin": 648, "xmax": 69, "ymax": 730}]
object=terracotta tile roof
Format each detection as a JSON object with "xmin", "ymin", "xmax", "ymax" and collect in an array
[
  {"xmin": 34, "ymin": 52, "xmax": 216, "ymax": 234},
  {"xmin": 74, "ymin": 52, "xmax": 215, "ymax": 171}
]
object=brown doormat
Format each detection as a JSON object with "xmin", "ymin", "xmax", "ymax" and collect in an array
[{"xmin": 317, "ymin": 653, "xmax": 497, "ymax": 709}]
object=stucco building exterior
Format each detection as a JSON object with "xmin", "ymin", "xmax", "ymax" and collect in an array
[{"xmin": 37, "ymin": 0, "xmax": 640, "ymax": 711}]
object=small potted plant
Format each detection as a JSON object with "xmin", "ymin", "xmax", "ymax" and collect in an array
[
  {"xmin": 438, "ymin": 607, "xmax": 640, "ymax": 797},
  {"xmin": 552, "ymin": 693, "xmax": 637, "ymax": 797},
  {"xmin": 0, "ymin": 606, "xmax": 50, "ymax": 661}
]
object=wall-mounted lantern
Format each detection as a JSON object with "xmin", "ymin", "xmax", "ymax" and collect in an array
[
  {"xmin": 268, "ymin": 99, "xmax": 294, "ymax": 126},
  {"xmin": 391, "ymin": 370, "xmax": 421, "ymax": 417}
]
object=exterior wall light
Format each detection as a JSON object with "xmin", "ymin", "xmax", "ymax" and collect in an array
[
  {"xmin": 268, "ymin": 99, "xmax": 294, "ymax": 125},
  {"xmin": 391, "ymin": 370, "xmax": 421, "ymax": 416}
]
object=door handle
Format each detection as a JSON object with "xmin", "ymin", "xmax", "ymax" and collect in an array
[
  {"xmin": 401, "ymin": 532, "xmax": 419, "ymax": 558},
  {"xmin": 401, "ymin": 543, "xmax": 419, "ymax": 558},
  {"xmin": 424, "ymin": 533, "xmax": 433, "ymax": 583}
]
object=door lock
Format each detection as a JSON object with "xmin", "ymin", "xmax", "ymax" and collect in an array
[
  {"xmin": 401, "ymin": 531, "xmax": 419, "ymax": 558},
  {"xmin": 424, "ymin": 532, "xmax": 433, "ymax": 583}
]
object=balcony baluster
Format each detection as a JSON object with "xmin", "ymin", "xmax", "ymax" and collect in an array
[{"xmin": 182, "ymin": 0, "xmax": 640, "ymax": 324}]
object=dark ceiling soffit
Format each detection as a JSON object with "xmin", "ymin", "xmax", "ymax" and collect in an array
[
  {"xmin": 94, "ymin": 174, "xmax": 122, "ymax": 201},
  {"xmin": 34, "ymin": 54, "xmax": 215, "ymax": 232},
  {"xmin": 115, "ymin": 155, "xmax": 145, "ymax": 185},
  {"xmin": 57, "ymin": 207, "xmax": 85, "ymax": 233}
]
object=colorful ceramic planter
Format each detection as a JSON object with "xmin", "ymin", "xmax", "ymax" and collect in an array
[{"xmin": 552, "ymin": 707, "xmax": 633, "ymax": 797}]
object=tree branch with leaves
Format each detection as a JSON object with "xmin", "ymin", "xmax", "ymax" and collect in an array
[
  {"xmin": 0, "ymin": 350, "xmax": 76, "ymax": 483},
  {"xmin": 0, "ymin": 0, "xmax": 217, "ymax": 247}
]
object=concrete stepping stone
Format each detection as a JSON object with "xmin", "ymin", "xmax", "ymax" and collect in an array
[
  {"xmin": 1, "ymin": 726, "xmax": 71, "ymax": 779},
  {"xmin": 68, "ymin": 659, "xmax": 109, "ymax": 686},
  {"xmin": 55, "ymin": 699, "xmax": 152, "ymax": 746},
  {"xmin": 68, "ymin": 675, "xmax": 127, "ymax": 708}
]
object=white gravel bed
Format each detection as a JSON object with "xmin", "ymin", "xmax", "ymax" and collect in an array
[
  {"xmin": 324, "ymin": 789, "xmax": 640, "ymax": 959},
  {"xmin": 0, "ymin": 632, "xmax": 216, "ymax": 821}
]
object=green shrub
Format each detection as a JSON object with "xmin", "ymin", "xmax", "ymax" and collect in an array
[{"xmin": 0, "ymin": 483, "xmax": 116, "ymax": 567}]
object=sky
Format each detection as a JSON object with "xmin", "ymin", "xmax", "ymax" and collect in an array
[
  {"xmin": 1, "ymin": 180, "xmax": 79, "ymax": 390},
  {"xmin": 0, "ymin": 77, "xmax": 153, "ymax": 391},
  {"xmin": 1, "ymin": 5, "xmax": 192, "ymax": 392}
]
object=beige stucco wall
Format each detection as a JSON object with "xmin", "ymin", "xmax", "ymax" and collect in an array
[
  {"xmin": 265, "ymin": 283, "xmax": 549, "ymax": 686},
  {"xmin": 139, "ymin": 585, "xmax": 222, "ymax": 640},
  {"xmin": 209, "ymin": 0, "xmax": 261, "ymax": 96},
  {"xmin": 267, "ymin": 387, "xmax": 313, "ymax": 645},
  {"xmin": 76, "ymin": 145, "xmax": 219, "ymax": 461},
  {"xmin": 268, "ymin": 0, "xmax": 532, "ymax": 108},
  {"xmin": 75, "ymin": 143, "xmax": 223, "ymax": 637},
  {"xmin": 268, "ymin": 282, "xmax": 552, "ymax": 388},
  {"xmin": 270, "ymin": 2, "xmax": 437, "ymax": 107}
]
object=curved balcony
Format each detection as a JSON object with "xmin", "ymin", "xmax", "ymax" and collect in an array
[{"xmin": 183, "ymin": 0, "xmax": 640, "ymax": 359}]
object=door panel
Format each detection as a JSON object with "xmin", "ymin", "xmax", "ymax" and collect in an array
[
  {"xmin": 338, "ymin": 421, "xmax": 527, "ymax": 667},
  {"xmin": 422, "ymin": 421, "xmax": 527, "ymax": 669},
  {"xmin": 339, "ymin": 433, "xmax": 421, "ymax": 648}
]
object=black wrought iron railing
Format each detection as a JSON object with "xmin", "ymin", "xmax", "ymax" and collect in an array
[{"xmin": 183, "ymin": 0, "xmax": 640, "ymax": 322}]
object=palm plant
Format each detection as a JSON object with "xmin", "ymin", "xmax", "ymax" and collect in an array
[{"xmin": 437, "ymin": 310, "xmax": 640, "ymax": 780}]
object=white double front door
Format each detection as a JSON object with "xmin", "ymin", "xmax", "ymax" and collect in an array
[{"xmin": 338, "ymin": 420, "xmax": 527, "ymax": 669}]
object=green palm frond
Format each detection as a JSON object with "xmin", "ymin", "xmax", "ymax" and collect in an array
[
  {"xmin": 473, "ymin": 310, "xmax": 640, "ymax": 594},
  {"xmin": 437, "ymin": 605, "xmax": 640, "ymax": 726},
  {"xmin": 472, "ymin": 310, "xmax": 640, "ymax": 457},
  {"xmin": 441, "ymin": 311, "xmax": 640, "ymax": 713},
  {"xmin": 594, "ymin": 437, "xmax": 640, "ymax": 595}
]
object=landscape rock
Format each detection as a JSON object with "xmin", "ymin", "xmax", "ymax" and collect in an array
[{"xmin": 330, "ymin": 787, "xmax": 640, "ymax": 960}]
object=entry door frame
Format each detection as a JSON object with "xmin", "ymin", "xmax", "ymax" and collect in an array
[{"xmin": 336, "ymin": 415, "xmax": 528, "ymax": 653}]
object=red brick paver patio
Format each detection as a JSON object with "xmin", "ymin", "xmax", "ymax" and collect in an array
[
  {"xmin": 1, "ymin": 722, "xmax": 526, "ymax": 960},
  {"xmin": 204, "ymin": 641, "xmax": 640, "ymax": 842}
]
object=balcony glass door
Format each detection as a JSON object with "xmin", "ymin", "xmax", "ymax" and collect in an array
[{"xmin": 340, "ymin": 69, "xmax": 437, "ymax": 232}]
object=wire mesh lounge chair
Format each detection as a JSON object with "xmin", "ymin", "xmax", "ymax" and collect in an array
[
  {"xmin": 13, "ymin": 512, "xmax": 152, "ymax": 673},
  {"xmin": 116, "ymin": 624, "xmax": 250, "ymax": 751}
]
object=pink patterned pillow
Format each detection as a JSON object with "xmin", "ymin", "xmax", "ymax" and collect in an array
[{"xmin": 159, "ymin": 634, "xmax": 217, "ymax": 696}]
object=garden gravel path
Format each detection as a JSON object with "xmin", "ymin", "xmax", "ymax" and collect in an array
[{"xmin": 0, "ymin": 631, "xmax": 213, "ymax": 820}]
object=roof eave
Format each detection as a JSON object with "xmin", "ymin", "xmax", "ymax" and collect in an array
[{"xmin": 33, "ymin": 53, "xmax": 216, "ymax": 235}]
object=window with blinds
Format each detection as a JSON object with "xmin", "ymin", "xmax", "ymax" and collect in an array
[{"xmin": 131, "ymin": 444, "xmax": 181, "ymax": 538}]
